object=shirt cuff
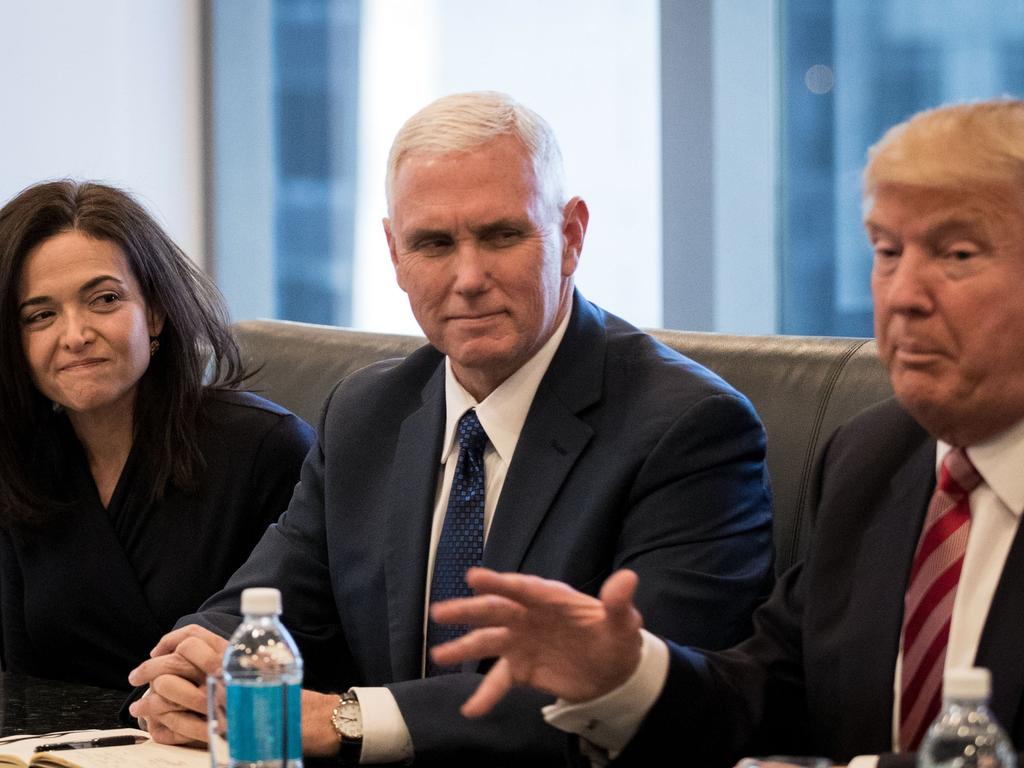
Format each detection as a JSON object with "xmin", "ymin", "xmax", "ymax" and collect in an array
[
  {"xmin": 848, "ymin": 755, "xmax": 880, "ymax": 768},
  {"xmin": 542, "ymin": 629, "xmax": 669, "ymax": 758},
  {"xmin": 348, "ymin": 686, "xmax": 414, "ymax": 764}
]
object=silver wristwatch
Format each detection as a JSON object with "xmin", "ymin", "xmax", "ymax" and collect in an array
[{"xmin": 331, "ymin": 691, "xmax": 363, "ymax": 764}]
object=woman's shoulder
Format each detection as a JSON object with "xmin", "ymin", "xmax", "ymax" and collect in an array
[
  {"xmin": 203, "ymin": 388, "xmax": 294, "ymax": 417},
  {"xmin": 198, "ymin": 389, "xmax": 314, "ymax": 444}
]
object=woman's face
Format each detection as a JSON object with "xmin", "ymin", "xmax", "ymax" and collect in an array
[{"xmin": 17, "ymin": 231, "xmax": 164, "ymax": 423}]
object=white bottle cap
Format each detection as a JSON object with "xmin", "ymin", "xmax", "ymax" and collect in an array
[
  {"xmin": 944, "ymin": 667, "xmax": 991, "ymax": 700},
  {"xmin": 240, "ymin": 587, "xmax": 282, "ymax": 616}
]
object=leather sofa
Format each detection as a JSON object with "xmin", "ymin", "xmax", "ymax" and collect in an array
[{"xmin": 233, "ymin": 319, "xmax": 893, "ymax": 574}]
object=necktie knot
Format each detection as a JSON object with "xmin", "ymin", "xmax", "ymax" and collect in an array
[
  {"xmin": 457, "ymin": 410, "xmax": 487, "ymax": 460},
  {"xmin": 939, "ymin": 448, "xmax": 982, "ymax": 498}
]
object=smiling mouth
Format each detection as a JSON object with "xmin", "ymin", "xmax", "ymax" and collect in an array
[
  {"xmin": 450, "ymin": 311, "xmax": 504, "ymax": 322},
  {"xmin": 892, "ymin": 346, "xmax": 944, "ymax": 365},
  {"xmin": 60, "ymin": 359, "xmax": 108, "ymax": 372}
]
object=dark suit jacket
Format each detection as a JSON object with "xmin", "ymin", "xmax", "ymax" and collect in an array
[
  {"xmin": 620, "ymin": 398, "xmax": 1024, "ymax": 768},
  {"xmin": 184, "ymin": 293, "xmax": 773, "ymax": 766}
]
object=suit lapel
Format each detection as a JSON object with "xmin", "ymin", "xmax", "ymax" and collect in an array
[
  {"xmin": 483, "ymin": 294, "xmax": 602, "ymax": 574},
  {"xmin": 974, "ymin": 514, "xmax": 1024, "ymax": 735},
  {"xmin": 384, "ymin": 363, "xmax": 446, "ymax": 681},
  {"xmin": 840, "ymin": 436, "xmax": 934, "ymax": 751}
]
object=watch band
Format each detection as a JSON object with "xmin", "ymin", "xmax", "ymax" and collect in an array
[{"xmin": 331, "ymin": 691, "xmax": 363, "ymax": 765}]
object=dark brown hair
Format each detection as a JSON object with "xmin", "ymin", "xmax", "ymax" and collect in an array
[{"xmin": 0, "ymin": 180, "xmax": 247, "ymax": 523}]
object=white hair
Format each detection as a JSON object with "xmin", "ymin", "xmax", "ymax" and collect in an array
[{"xmin": 385, "ymin": 91, "xmax": 566, "ymax": 216}]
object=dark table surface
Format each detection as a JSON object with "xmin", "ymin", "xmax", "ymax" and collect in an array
[{"xmin": 0, "ymin": 673, "xmax": 127, "ymax": 737}]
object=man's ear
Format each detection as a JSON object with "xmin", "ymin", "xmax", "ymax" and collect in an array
[{"xmin": 560, "ymin": 197, "xmax": 589, "ymax": 277}]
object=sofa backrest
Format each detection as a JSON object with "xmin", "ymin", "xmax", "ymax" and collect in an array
[{"xmin": 233, "ymin": 319, "xmax": 892, "ymax": 573}]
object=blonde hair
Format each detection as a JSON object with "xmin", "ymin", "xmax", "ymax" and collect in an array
[
  {"xmin": 385, "ymin": 91, "xmax": 566, "ymax": 216},
  {"xmin": 864, "ymin": 98, "xmax": 1024, "ymax": 198}
]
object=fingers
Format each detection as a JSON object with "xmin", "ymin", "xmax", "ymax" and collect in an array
[
  {"xmin": 599, "ymin": 569, "xmax": 643, "ymax": 632},
  {"xmin": 431, "ymin": 594, "xmax": 523, "ymax": 628},
  {"xmin": 129, "ymin": 677, "xmax": 205, "ymax": 725},
  {"xmin": 151, "ymin": 674, "xmax": 209, "ymax": 715},
  {"xmin": 130, "ymin": 628, "xmax": 226, "ymax": 687},
  {"xmin": 175, "ymin": 634, "xmax": 226, "ymax": 675},
  {"xmin": 599, "ymin": 569, "xmax": 638, "ymax": 608},
  {"xmin": 130, "ymin": 655, "xmax": 201, "ymax": 687},
  {"xmin": 460, "ymin": 657, "xmax": 515, "ymax": 718},
  {"xmin": 149, "ymin": 624, "xmax": 225, "ymax": 658},
  {"xmin": 130, "ymin": 684, "xmax": 210, "ymax": 746},
  {"xmin": 144, "ymin": 708, "xmax": 210, "ymax": 745},
  {"xmin": 430, "ymin": 626, "xmax": 510, "ymax": 666},
  {"xmin": 464, "ymin": 568, "xmax": 582, "ymax": 608}
]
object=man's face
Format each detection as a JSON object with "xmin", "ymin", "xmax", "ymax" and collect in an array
[
  {"xmin": 384, "ymin": 135, "xmax": 587, "ymax": 400},
  {"xmin": 867, "ymin": 181, "xmax": 1024, "ymax": 445}
]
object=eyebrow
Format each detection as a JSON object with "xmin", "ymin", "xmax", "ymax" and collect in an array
[
  {"xmin": 864, "ymin": 219, "xmax": 989, "ymax": 244},
  {"xmin": 403, "ymin": 217, "xmax": 534, "ymax": 243},
  {"xmin": 474, "ymin": 218, "xmax": 532, "ymax": 237},
  {"xmin": 924, "ymin": 219, "xmax": 990, "ymax": 244},
  {"xmin": 18, "ymin": 275, "xmax": 126, "ymax": 313},
  {"xmin": 402, "ymin": 227, "xmax": 453, "ymax": 246}
]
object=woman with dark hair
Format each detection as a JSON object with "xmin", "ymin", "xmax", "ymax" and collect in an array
[{"xmin": 0, "ymin": 180, "xmax": 315, "ymax": 689}]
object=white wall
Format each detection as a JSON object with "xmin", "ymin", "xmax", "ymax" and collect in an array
[
  {"xmin": 353, "ymin": 0, "xmax": 662, "ymax": 333},
  {"xmin": 0, "ymin": 0, "xmax": 204, "ymax": 266}
]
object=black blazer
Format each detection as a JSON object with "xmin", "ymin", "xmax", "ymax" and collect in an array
[
  {"xmin": 183, "ymin": 292, "xmax": 775, "ymax": 767},
  {"xmin": 0, "ymin": 391, "xmax": 313, "ymax": 690},
  {"xmin": 619, "ymin": 398, "xmax": 1024, "ymax": 767}
]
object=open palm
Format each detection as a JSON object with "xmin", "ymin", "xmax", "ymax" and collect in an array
[{"xmin": 430, "ymin": 567, "xmax": 644, "ymax": 716}]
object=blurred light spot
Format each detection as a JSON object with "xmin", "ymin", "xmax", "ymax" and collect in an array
[{"xmin": 805, "ymin": 64, "xmax": 834, "ymax": 94}]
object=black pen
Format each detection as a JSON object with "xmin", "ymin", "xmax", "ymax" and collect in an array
[{"xmin": 34, "ymin": 735, "xmax": 148, "ymax": 752}]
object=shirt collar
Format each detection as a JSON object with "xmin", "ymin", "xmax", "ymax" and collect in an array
[
  {"xmin": 938, "ymin": 415, "xmax": 1024, "ymax": 518},
  {"xmin": 441, "ymin": 308, "xmax": 572, "ymax": 467}
]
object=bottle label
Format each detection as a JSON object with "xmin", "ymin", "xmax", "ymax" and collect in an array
[{"xmin": 226, "ymin": 681, "xmax": 302, "ymax": 761}]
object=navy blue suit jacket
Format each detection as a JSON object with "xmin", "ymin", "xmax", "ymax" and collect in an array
[
  {"xmin": 620, "ymin": 398, "xmax": 1024, "ymax": 767},
  {"xmin": 185, "ymin": 293, "xmax": 773, "ymax": 766}
]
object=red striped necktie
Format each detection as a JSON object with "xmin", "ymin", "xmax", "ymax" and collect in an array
[{"xmin": 898, "ymin": 447, "xmax": 982, "ymax": 752}]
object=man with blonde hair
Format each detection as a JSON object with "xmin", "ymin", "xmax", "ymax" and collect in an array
[
  {"xmin": 432, "ymin": 99, "xmax": 1024, "ymax": 767},
  {"xmin": 128, "ymin": 91, "xmax": 773, "ymax": 766}
]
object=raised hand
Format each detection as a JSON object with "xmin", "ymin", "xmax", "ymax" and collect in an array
[{"xmin": 430, "ymin": 567, "xmax": 644, "ymax": 716}]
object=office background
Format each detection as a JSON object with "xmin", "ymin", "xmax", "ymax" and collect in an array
[{"xmin": 2, "ymin": 0, "xmax": 1022, "ymax": 337}]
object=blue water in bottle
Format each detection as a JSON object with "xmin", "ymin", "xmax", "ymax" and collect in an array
[{"xmin": 223, "ymin": 588, "xmax": 303, "ymax": 768}]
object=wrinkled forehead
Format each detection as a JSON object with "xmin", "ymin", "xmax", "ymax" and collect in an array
[
  {"xmin": 393, "ymin": 138, "xmax": 561, "ymax": 214},
  {"xmin": 393, "ymin": 142, "xmax": 553, "ymax": 216}
]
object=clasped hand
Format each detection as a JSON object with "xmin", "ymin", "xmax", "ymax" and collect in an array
[
  {"xmin": 127, "ymin": 625, "xmax": 226, "ymax": 745},
  {"xmin": 128, "ymin": 625, "xmax": 340, "ymax": 756}
]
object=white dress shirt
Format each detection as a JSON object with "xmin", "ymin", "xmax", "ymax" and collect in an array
[
  {"xmin": 546, "ymin": 416, "xmax": 1024, "ymax": 767},
  {"xmin": 351, "ymin": 310, "xmax": 571, "ymax": 764}
]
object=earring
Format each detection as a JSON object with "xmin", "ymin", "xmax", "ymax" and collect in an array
[{"xmin": 150, "ymin": 337, "xmax": 160, "ymax": 356}]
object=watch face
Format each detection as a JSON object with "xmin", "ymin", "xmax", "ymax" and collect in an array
[{"xmin": 338, "ymin": 702, "xmax": 363, "ymax": 740}]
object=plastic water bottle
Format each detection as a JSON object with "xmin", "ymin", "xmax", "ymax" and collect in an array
[
  {"xmin": 918, "ymin": 667, "xmax": 1016, "ymax": 768},
  {"xmin": 223, "ymin": 588, "xmax": 303, "ymax": 768}
]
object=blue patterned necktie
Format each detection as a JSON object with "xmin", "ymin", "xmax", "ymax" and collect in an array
[{"xmin": 426, "ymin": 409, "xmax": 487, "ymax": 676}]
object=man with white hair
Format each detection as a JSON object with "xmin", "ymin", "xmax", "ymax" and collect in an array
[
  {"xmin": 430, "ymin": 99, "xmax": 1024, "ymax": 768},
  {"xmin": 128, "ymin": 91, "xmax": 773, "ymax": 766}
]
